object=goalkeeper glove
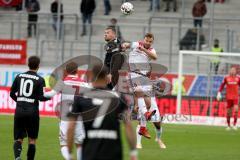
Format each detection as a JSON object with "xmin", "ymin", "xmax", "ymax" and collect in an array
[{"xmin": 217, "ymin": 92, "xmax": 222, "ymax": 101}]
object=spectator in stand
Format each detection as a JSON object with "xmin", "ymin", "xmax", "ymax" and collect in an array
[
  {"xmin": 51, "ymin": 0, "xmax": 64, "ymax": 39},
  {"xmin": 210, "ymin": 39, "xmax": 224, "ymax": 74},
  {"xmin": 192, "ymin": 0, "xmax": 207, "ymax": 28},
  {"xmin": 26, "ymin": 0, "xmax": 40, "ymax": 38},
  {"xmin": 103, "ymin": 0, "xmax": 112, "ymax": 15},
  {"xmin": 207, "ymin": 0, "xmax": 225, "ymax": 3},
  {"xmin": 179, "ymin": 28, "xmax": 205, "ymax": 50},
  {"xmin": 109, "ymin": 18, "xmax": 124, "ymax": 42},
  {"xmin": 163, "ymin": 0, "xmax": 177, "ymax": 12},
  {"xmin": 149, "ymin": 0, "xmax": 160, "ymax": 12},
  {"xmin": 80, "ymin": 0, "xmax": 96, "ymax": 36}
]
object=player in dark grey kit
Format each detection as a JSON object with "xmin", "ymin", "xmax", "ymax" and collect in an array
[
  {"xmin": 67, "ymin": 65, "xmax": 137, "ymax": 160},
  {"xmin": 10, "ymin": 56, "xmax": 50, "ymax": 160}
]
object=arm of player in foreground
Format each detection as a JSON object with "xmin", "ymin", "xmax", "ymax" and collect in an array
[
  {"xmin": 67, "ymin": 118, "xmax": 76, "ymax": 159},
  {"xmin": 122, "ymin": 110, "xmax": 138, "ymax": 160}
]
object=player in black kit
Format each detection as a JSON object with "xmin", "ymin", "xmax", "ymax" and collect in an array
[
  {"xmin": 10, "ymin": 56, "xmax": 50, "ymax": 160},
  {"xmin": 67, "ymin": 64, "xmax": 137, "ymax": 160}
]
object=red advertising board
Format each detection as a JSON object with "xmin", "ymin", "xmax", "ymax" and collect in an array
[
  {"xmin": 1, "ymin": 85, "xmax": 240, "ymax": 118},
  {"xmin": 0, "ymin": 0, "xmax": 22, "ymax": 7},
  {"xmin": 0, "ymin": 86, "xmax": 61, "ymax": 117},
  {"xmin": 0, "ymin": 39, "xmax": 27, "ymax": 64},
  {"xmin": 157, "ymin": 96, "xmax": 240, "ymax": 117}
]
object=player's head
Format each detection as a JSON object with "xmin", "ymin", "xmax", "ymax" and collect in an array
[
  {"xmin": 214, "ymin": 39, "xmax": 219, "ymax": 47},
  {"xmin": 65, "ymin": 62, "xmax": 78, "ymax": 75},
  {"xmin": 28, "ymin": 56, "xmax": 40, "ymax": 71},
  {"xmin": 143, "ymin": 33, "xmax": 154, "ymax": 49},
  {"xmin": 229, "ymin": 67, "xmax": 237, "ymax": 76},
  {"xmin": 91, "ymin": 64, "xmax": 108, "ymax": 86},
  {"xmin": 104, "ymin": 26, "xmax": 116, "ymax": 42},
  {"xmin": 110, "ymin": 18, "xmax": 117, "ymax": 25}
]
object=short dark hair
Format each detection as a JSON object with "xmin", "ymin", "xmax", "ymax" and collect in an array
[
  {"xmin": 105, "ymin": 26, "xmax": 116, "ymax": 34},
  {"xmin": 66, "ymin": 62, "xmax": 78, "ymax": 75},
  {"xmin": 92, "ymin": 64, "xmax": 108, "ymax": 81},
  {"xmin": 144, "ymin": 33, "xmax": 154, "ymax": 40},
  {"xmin": 28, "ymin": 56, "xmax": 40, "ymax": 70}
]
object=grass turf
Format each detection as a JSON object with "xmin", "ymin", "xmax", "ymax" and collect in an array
[{"xmin": 0, "ymin": 115, "xmax": 240, "ymax": 160}]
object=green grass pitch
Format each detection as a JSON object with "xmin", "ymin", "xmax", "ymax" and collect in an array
[{"xmin": 1, "ymin": 115, "xmax": 240, "ymax": 160}]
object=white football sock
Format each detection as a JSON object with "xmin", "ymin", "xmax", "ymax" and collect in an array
[
  {"xmin": 138, "ymin": 98, "xmax": 147, "ymax": 127},
  {"xmin": 61, "ymin": 146, "xmax": 70, "ymax": 160},
  {"xmin": 136, "ymin": 125, "xmax": 142, "ymax": 145},
  {"xmin": 77, "ymin": 146, "xmax": 82, "ymax": 160}
]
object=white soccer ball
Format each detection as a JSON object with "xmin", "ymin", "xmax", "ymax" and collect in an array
[{"xmin": 121, "ymin": 2, "xmax": 134, "ymax": 15}]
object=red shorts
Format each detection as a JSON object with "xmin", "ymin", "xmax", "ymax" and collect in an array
[{"xmin": 226, "ymin": 99, "xmax": 239, "ymax": 108}]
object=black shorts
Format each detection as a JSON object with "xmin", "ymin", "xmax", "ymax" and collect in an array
[{"xmin": 14, "ymin": 114, "xmax": 39, "ymax": 140}]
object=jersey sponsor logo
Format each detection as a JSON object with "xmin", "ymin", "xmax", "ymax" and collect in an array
[
  {"xmin": 17, "ymin": 97, "xmax": 35, "ymax": 103},
  {"xmin": 19, "ymin": 74, "xmax": 39, "ymax": 80},
  {"xmin": 87, "ymin": 130, "xmax": 117, "ymax": 139}
]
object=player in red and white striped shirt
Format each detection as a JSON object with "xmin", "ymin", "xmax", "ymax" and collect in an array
[
  {"xmin": 44, "ymin": 62, "xmax": 91, "ymax": 160},
  {"xmin": 217, "ymin": 67, "xmax": 240, "ymax": 130}
]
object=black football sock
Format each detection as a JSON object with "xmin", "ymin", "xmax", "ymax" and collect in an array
[
  {"xmin": 13, "ymin": 141, "xmax": 22, "ymax": 159},
  {"xmin": 27, "ymin": 144, "xmax": 36, "ymax": 160}
]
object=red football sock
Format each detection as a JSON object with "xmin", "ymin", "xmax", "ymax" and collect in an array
[
  {"xmin": 233, "ymin": 114, "xmax": 238, "ymax": 126},
  {"xmin": 227, "ymin": 115, "xmax": 231, "ymax": 127}
]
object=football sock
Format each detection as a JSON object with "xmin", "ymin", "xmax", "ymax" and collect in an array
[
  {"xmin": 77, "ymin": 146, "xmax": 82, "ymax": 160},
  {"xmin": 233, "ymin": 113, "xmax": 238, "ymax": 126},
  {"xmin": 156, "ymin": 127, "xmax": 162, "ymax": 140},
  {"xmin": 138, "ymin": 98, "xmax": 147, "ymax": 127},
  {"xmin": 27, "ymin": 144, "xmax": 36, "ymax": 160},
  {"xmin": 13, "ymin": 141, "xmax": 22, "ymax": 159},
  {"xmin": 61, "ymin": 146, "xmax": 70, "ymax": 160},
  {"xmin": 136, "ymin": 125, "xmax": 142, "ymax": 145},
  {"xmin": 227, "ymin": 115, "xmax": 231, "ymax": 127}
]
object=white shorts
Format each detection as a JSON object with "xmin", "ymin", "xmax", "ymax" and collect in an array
[
  {"xmin": 59, "ymin": 121, "xmax": 85, "ymax": 146},
  {"xmin": 137, "ymin": 97, "xmax": 161, "ymax": 122},
  {"xmin": 128, "ymin": 72, "xmax": 152, "ymax": 93}
]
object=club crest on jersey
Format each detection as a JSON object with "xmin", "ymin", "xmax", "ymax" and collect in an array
[{"xmin": 2, "ymin": 0, "xmax": 13, "ymax": 4}]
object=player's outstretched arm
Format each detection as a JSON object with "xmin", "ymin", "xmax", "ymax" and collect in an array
[
  {"xmin": 123, "ymin": 110, "xmax": 138, "ymax": 160},
  {"xmin": 38, "ymin": 79, "xmax": 51, "ymax": 101},
  {"xmin": 44, "ymin": 90, "xmax": 58, "ymax": 98}
]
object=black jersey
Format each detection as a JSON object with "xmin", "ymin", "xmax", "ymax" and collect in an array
[
  {"xmin": 10, "ymin": 71, "xmax": 49, "ymax": 116},
  {"xmin": 70, "ymin": 88, "xmax": 127, "ymax": 160}
]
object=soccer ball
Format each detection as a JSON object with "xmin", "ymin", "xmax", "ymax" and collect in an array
[{"xmin": 121, "ymin": 2, "xmax": 134, "ymax": 15}]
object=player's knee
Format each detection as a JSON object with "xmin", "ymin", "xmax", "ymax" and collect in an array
[
  {"xmin": 15, "ymin": 139, "xmax": 23, "ymax": 144},
  {"xmin": 154, "ymin": 122, "xmax": 161, "ymax": 130},
  {"xmin": 28, "ymin": 138, "xmax": 36, "ymax": 144}
]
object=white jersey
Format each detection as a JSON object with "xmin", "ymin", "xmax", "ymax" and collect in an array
[{"xmin": 129, "ymin": 41, "xmax": 156, "ymax": 64}]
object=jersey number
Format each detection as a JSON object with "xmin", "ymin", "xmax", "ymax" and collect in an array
[
  {"xmin": 92, "ymin": 99, "xmax": 111, "ymax": 128},
  {"xmin": 20, "ymin": 78, "xmax": 34, "ymax": 97}
]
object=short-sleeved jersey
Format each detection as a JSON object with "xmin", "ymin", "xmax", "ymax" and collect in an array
[
  {"xmin": 70, "ymin": 89, "xmax": 127, "ymax": 160},
  {"xmin": 128, "ymin": 41, "xmax": 156, "ymax": 74},
  {"xmin": 10, "ymin": 71, "xmax": 49, "ymax": 116},
  {"xmin": 219, "ymin": 75, "xmax": 240, "ymax": 100}
]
